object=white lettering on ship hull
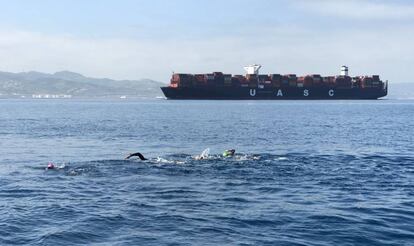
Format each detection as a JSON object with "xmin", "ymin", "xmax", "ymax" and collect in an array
[
  {"xmin": 250, "ymin": 89, "xmax": 256, "ymax": 96},
  {"xmin": 277, "ymin": 89, "xmax": 283, "ymax": 97},
  {"xmin": 245, "ymin": 89, "xmax": 339, "ymax": 98}
]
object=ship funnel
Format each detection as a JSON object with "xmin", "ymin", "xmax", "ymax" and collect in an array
[
  {"xmin": 244, "ymin": 64, "xmax": 262, "ymax": 75},
  {"xmin": 341, "ymin": 65, "xmax": 349, "ymax": 76}
]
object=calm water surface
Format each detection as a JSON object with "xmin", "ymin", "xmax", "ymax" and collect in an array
[{"xmin": 0, "ymin": 99, "xmax": 413, "ymax": 245}]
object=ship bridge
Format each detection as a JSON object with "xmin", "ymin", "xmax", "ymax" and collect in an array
[{"xmin": 244, "ymin": 64, "xmax": 262, "ymax": 75}]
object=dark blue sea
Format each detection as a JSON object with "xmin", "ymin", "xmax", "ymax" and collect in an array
[{"xmin": 1, "ymin": 99, "xmax": 413, "ymax": 245}]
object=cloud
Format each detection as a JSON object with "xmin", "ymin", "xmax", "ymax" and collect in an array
[{"xmin": 294, "ymin": 0, "xmax": 414, "ymax": 20}]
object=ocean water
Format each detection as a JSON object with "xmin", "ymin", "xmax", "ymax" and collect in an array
[{"xmin": 1, "ymin": 99, "xmax": 413, "ymax": 245}]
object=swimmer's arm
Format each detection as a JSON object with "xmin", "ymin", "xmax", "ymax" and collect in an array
[{"xmin": 125, "ymin": 152, "xmax": 148, "ymax": 160}]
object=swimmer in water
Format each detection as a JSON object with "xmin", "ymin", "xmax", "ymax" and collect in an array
[
  {"xmin": 194, "ymin": 148, "xmax": 210, "ymax": 160},
  {"xmin": 125, "ymin": 152, "xmax": 148, "ymax": 160},
  {"xmin": 222, "ymin": 149, "xmax": 236, "ymax": 157},
  {"xmin": 45, "ymin": 162, "xmax": 67, "ymax": 170},
  {"xmin": 46, "ymin": 162, "xmax": 55, "ymax": 170}
]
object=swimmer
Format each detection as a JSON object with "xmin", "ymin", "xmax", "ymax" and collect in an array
[
  {"xmin": 45, "ymin": 162, "xmax": 67, "ymax": 170},
  {"xmin": 125, "ymin": 152, "xmax": 148, "ymax": 160},
  {"xmin": 194, "ymin": 155, "xmax": 205, "ymax": 160},
  {"xmin": 46, "ymin": 162, "xmax": 55, "ymax": 170},
  {"xmin": 222, "ymin": 149, "xmax": 236, "ymax": 157},
  {"xmin": 194, "ymin": 148, "xmax": 210, "ymax": 160}
]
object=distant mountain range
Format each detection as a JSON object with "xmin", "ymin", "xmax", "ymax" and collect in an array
[
  {"xmin": 0, "ymin": 70, "xmax": 167, "ymax": 98},
  {"xmin": 386, "ymin": 83, "xmax": 414, "ymax": 100}
]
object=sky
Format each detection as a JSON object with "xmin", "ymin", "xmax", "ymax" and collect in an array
[{"xmin": 0, "ymin": 0, "xmax": 413, "ymax": 82}]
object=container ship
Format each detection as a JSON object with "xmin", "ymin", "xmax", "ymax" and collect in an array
[{"xmin": 161, "ymin": 65, "xmax": 388, "ymax": 100}]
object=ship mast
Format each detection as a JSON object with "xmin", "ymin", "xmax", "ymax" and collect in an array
[{"xmin": 340, "ymin": 65, "xmax": 349, "ymax": 76}]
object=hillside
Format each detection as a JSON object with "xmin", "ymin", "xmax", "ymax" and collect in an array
[
  {"xmin": 386, "ymin": 83, "xmax": 414, "ymax": 100},
  {"xmin": 0, "ymin": 71, "xmax": 166, "ymax": 98}
]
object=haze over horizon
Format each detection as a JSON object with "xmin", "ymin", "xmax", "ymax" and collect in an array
[{"xmin": 0, "ymin": 0, "xmax": 412, "ymax": 82}]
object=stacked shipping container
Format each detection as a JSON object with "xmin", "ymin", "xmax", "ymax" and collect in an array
[{"xmin": 170, "ymin": 72, "xmax": 384, "ymax": 89}]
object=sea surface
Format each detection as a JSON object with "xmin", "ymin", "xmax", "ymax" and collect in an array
[{"xmin": 1, "ymin": 99, "xmax": 413, "ymax": 245}]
